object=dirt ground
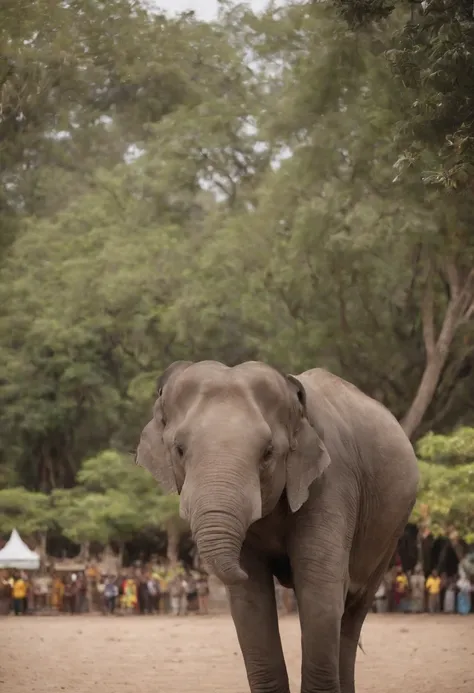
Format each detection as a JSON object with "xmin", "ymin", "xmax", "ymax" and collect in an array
[{"xmin": 1, "ymin": 613, "xmax": 473, "ymax": 692}]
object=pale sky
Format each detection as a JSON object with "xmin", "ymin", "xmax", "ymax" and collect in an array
[{"xmin": 153, "ymin": 0, "xmax": 273, "ymax": 21}]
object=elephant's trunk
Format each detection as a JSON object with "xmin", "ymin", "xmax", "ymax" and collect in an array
[
  {"xmin": 192, "ymin": 511, "xmax": 248, "ymax": 584},
  {"xmin": 186, "ymin": 475, "xmax": 261, "ymax": 586}
]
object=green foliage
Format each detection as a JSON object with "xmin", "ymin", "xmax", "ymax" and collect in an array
[
  {"xmin": 416, "ymin": 428, "xmax": 474, "ymax": 467},
  {"xmin": 413, "ymin": 461, "xmax": 474, "ymax": 542},
  {"xmin": 52, "ymin": 489, "xmax": 119, "ymax": 546},
  {"xmin": 412, "ymin": 428, "xmax": 474, "ymax": 541},
  {"xmin": 52, "ymin": 451, "xmax": 182, "ymax": 547},
  {"xmin": 0, "ymin": 0, "xmax": 473, "ymax": 551},
  {"xmin": 331, "ymin": 0, "xmax": 474, "ymax": 189},
  {"xmin": 0, "ymin": 449, "xmax": 182, "ymax": 548},
  {"xmin": 0, "ymin": 487, "xmax": 54, "ymax": 537},
  {"xmin": 77, "ymin": 450, "xmax": 154, "ymax": 495},
  {"xmin": 334, "ymin": 0, "xmax": 395, "ymax": 26}
]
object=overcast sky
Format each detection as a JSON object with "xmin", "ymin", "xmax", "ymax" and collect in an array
[{"xmin": 153, "ymin": 0, "xmax": 273, "ymax": 21}]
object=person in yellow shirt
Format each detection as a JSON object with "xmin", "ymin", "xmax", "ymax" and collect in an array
[
  {"xmin": 158, "ymin": 570, "xmax": 170, "ymax": 614},
  {"xmin": 426, "ymin": 570, "xmax": 441, "ymax": 613},
  {"xmin": 12, "ymin": 574, "xmax": 27, "ymax": 615},
  {"xmin": 393, "ymin": 565, "xmax": 409, "ymax": 612}
]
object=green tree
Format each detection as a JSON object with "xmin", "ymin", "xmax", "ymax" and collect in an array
[
  {"xmin": 166, "ymin": 2, "xmax": 474, "ymax": 439},
  {"xmin": 411, "ymin": 428, "xmax": 474, "ymax": 542},
  {"xmin": 412, "ymin": 462, "xmax": 474, "ymax": 543},
  {"xmin": 0, "ymin": 487, "xmax": 54, "ymax": 554},
  {"xmin": 52, "ymin": 489, "xmax": 117, "ymax": 555},
  {"xmin": 0, "ymin": 1, "xmax": 241, "ymax": 257},
  {"xmin": 417, "ymin": 427, "xmax": 474, "ymax": 467},
  {"xmin": 2, "ymin": 0, "xmax": 474, "ymax": 505},
  {"xmin": 333, "ymin": 0, "xmax": 474, "ymax": 189},
  {"xmin": 80, "ymin": 450, "xmax": 184, "ymax": 563},
  {"xmin": 53, "ymin": 450, "xmax": 183, "ymax": 563},
  {"xmin": 0, "ymin": 6, "xmax": 264, "ymax": 490}
]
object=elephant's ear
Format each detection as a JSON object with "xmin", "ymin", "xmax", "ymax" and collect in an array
[
  {"xmin": 156, "ymin": 360, "xmax": 193, "ymax": 397},
  {"xmin": 285, "ymin": 375, "xmax": 331, "ymax": 513},
  {"xmin": 135, "ymin": 361, "xmax": 193, "ymax": 493}
]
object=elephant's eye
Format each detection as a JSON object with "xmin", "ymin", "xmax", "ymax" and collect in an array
[
  {"xmin": 261, "ymin": 443, "xmax": 273, "ymax": 466},
  {"xmin": 175, "ymin": 442, "xmax": 185, "ymax": 458},
  {"xmin": 158, "ymin": 405, "xmax": 166, "ymax": 427}
]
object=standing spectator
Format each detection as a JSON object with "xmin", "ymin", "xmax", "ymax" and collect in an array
[
  {"xmin": 118, "ymin": 573, "xmax": 125, "ymax": 608},
  {"xmin": 443, "ymin": 577, "xmax": 456, "ymax": 614},
  {"xmin": 169, "ymin": 575, "xmax": 184, "ymax": 616},
  {"xmin": 409, "ymin": 565, "xmax": 425, "ymax": 614},
  {"xmin": 33, "ymin": 574, "xmax": 50, "ymax": 612},
  {"xmin": 439, "ymin": 572, "xmax": 448, "ymax": 612},
  {"xmin": 197, "ymin": 573, "xmax": 210, "ymax": 615},
  {"xmin": 426, "ymin": 570, "xmax": 441, "ymax": 613},
  {"xmin": 185, "ymin": 573, "xmax": 198, "ymax": 613},
  {"xmin": 393, "ymin": 566, "xmax": 409, "ymax": 612},
  {"xmin": 51, "ymin": 575, "xmax": 64, "ymax": 612},
  {"xmin": 63, "ymin": 577, "xmax": 77, "ymax": 614},
  {"xmin": 21, "ymin": 572, "xmax": 30, "ymax": 614},
  {"xmin": 456, "ymin": 570, "xmax": 472, "ymax": 615},
  {"xmin": 104, "ymin": 576, "xmax": 119, "ymax": 615},
  {"xmin": 97, "ymin": 576, "xmax": 106, "ymax": 612},
  {"xmin": 32, "ymin": 575, "xmax": 42, "ymax": 611},
  {"xmin": 76, "ymin": 573, "xmax": 88, "ymax": 613},
  {"xmin": 137, "ymin": 573, "xmax": 150, "ymax": 615},
  {"xmin": 0, "ymin": 572, "xmax": 12, "ymax": 615},
  {"xmin": 158, "ymin": 568, "xmax": 170, "ymax": 614},
  {"xmin": 384, "ymin": 570, "xmax": 395, "ymax": 612},
  {"xmin": 374, "ymin": 580, "xmax": 387, "ymax": 613},
  {"xmin": 147, "ymin": 574, "xmax": 160, "ymax": 613},
  {"xmin": 121, "ymin": 574, "xmax": 137, "ymax": 613},
  {"xmin": 12, "ymin": 573, "xmax": 27, "ymax": 615}
]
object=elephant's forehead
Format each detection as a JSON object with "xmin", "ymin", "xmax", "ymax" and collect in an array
[
  {"xmin": 233, "ymin": 362, "xmax": 287, "ymax": 399},
  {"xmin": 172, "ymin": 361, "xmax": 285, "ymax": 406}
]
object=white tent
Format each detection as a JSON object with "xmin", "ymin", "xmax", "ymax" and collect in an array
[{"xmin": 0, "ymin": 528, "xmax": 40, "ymax": 570}]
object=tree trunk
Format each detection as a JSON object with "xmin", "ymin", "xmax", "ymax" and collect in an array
[
  {"xmin": 79, "ymin": 541, "xmax": 90, "ymax": 562},
  {"xmin": 401, "ymin": 354, "xmax": 448, "ymax": 440},
  {"xmin": 117, "ymin": 542, "xmax": 124, "ymax": 568},
  {"xmin": 36, "ymin": 532, "xmax": 47, "ymax": 568},
  {"xmin": 401, "ymin": 261, "xmax": 474, "ymax": 440},
  {"xmin": 166, "ymin": 521, "xmax": 180, "ymax": 567}
]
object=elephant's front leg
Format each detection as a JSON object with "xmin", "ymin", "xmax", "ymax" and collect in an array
[
  {"xmin": 291, "ymin": 517, "xmax": 348, "ymax": 693},
  {"xmin": 227, "ymin": 546, "xmax": 290, "ymax": 693}
]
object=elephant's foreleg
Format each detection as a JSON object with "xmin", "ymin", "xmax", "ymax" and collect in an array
[
  {"xmin": 291, "ymin": 524, "xmax": 348, "ymax": 693},
  {"xmin": 297, "ymin": 580, "xmax": 344, "ymax": 693},
  {"xmin": 339, "ymin": 601, "xmax": 368, "ymax": 693},
  {"xmin": 227, "ymin": 546, "xmax": 290, "ymax": 693}
]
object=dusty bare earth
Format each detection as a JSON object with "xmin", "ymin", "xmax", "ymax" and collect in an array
[{"xmin": 1, "ymin": 613, "xmax": 473, "ymax": 693}]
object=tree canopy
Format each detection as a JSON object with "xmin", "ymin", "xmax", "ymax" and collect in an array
[{"xmin": 0, "ymin": 0, "xmax": 473, "ymax": 553}]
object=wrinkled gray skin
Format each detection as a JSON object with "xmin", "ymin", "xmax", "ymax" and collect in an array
[{"xmin": 136, "ymin": 360, "xmax": 419, "ymax": 693}]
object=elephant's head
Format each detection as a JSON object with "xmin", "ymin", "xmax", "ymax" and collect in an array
[{"xmin": 136, "ymin": 360, "xmax": 330, "ymax": 585}]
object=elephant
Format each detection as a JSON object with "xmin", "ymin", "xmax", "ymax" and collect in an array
[{"xmin": 136, "ymin": 360, "xmax": 419, "ymax": 693}]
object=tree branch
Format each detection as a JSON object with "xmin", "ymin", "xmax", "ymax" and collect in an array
[
  {"xmin": 401, "ymin": 256, "xmax": 472, "ymax": 439},
  {"xmin": 421, "ymin": 261, "xmax": 436, "ymax": 359},
  {"xmin": 464, "ymin": 301, "xmax": 474, "ymax": 323},
  {"xmin": 444, "ymin": 257, "xmax": 461, "ymax": 300},
  {"xmin": 456, "ymin": 268, "xmax": 474, "ymax": 324}
]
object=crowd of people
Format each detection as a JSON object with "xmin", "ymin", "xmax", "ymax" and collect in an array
[
  {"xmin": 0, "ymin": 562, "xmax": 210, "ymax": 617},
  {"xmin": 372, "ymin": 562, "xmax": 473, "ymax": 615},
  {"xmin": 2, "ymin": 550, "xmax": 473, "ymax": 618}
]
